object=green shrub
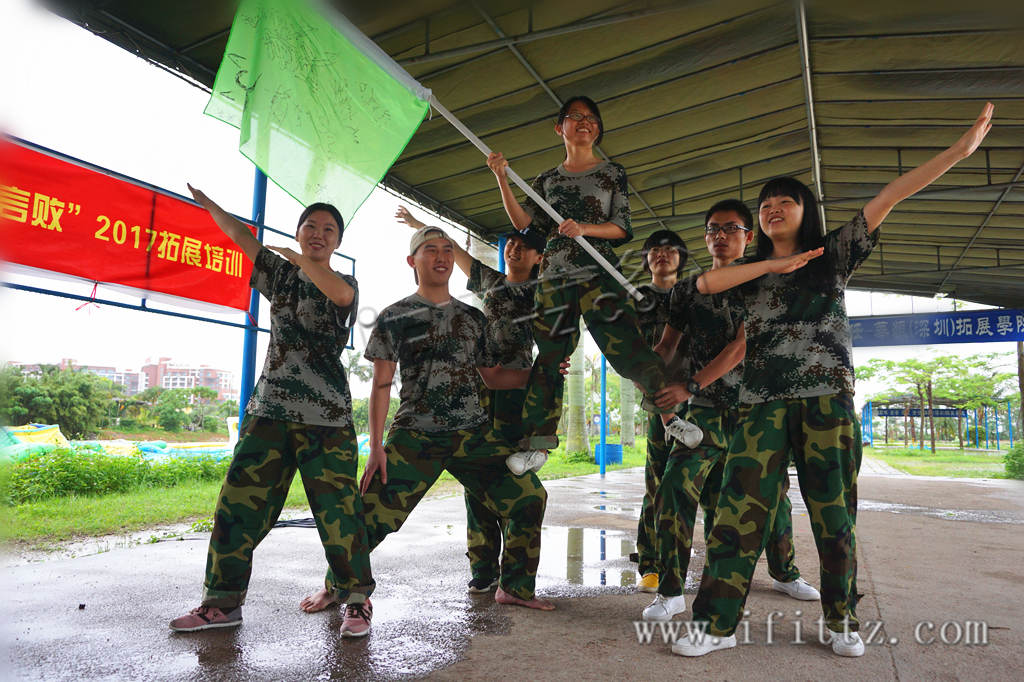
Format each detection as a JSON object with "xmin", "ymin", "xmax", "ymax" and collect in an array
[
  {"xmin": 2, "ymin": 447, "xmax": 229, "ymax": 504},
  {"xmin": 1004, "ymin": 445, "xmax": 1024, "ymax": 480},
  {"xmin": 564, "ymin": 450, "xmax": 594, "ymax": 464}
]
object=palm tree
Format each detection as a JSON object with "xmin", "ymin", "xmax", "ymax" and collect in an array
[
  {"xmin": 620, "ymin": 369, "xmax": 635, "ymax": 446},
  {"xmin": 565, "ymin": 323, "xmax": 589, "ymax": 454}
]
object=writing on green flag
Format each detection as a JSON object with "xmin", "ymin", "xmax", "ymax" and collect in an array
[{"xmin": 206, "ymin": 0, "xmax": 430, "ymax": 225}]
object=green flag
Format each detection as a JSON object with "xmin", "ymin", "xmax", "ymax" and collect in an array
[{"xmin": 206, "ymin": 0, "xmax": 431, "ymax": 225}]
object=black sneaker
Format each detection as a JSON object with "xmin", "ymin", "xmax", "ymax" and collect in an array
[{"xmin": 467, "ymin": 577, "xmax": 499, "ymax": 593}]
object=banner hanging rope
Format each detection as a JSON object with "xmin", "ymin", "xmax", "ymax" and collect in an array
[{"xmin": 428, "ymin": 96, "xmax": 644, "ymax": 302}]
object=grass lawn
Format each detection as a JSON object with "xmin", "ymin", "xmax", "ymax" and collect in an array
[
  {"xmin": 1, "ymin": 437, "xmax": 647, "ymax": 548},
  {"xmin": 95, "ymin": 428, "xmax": 229, "ymax": 442},
  {"xmin": 864, "ymin": 446, "xmax": 1007, "ymax": 478}
]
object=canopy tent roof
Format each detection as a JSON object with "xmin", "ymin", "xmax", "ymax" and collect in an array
[{"xmin": 47, "ymin": 0, "xmax": 1024, "ymax": 307}]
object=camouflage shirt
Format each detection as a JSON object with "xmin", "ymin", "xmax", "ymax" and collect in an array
[
  {"xmin": 364, "ymin": 294, "xmax": 496, "ymax": 432},
  {"xmin": 246, "ymin": 247, "xmax": 357, "ymax": 428},
  {"xmin": 739, "ymin": 211, "xmax": 879, "ymax": 403},
  {"xmin": 637, "ymin": 283, "xmax": 686, "ymax": 384},
  {"xmin": 522, "ymin": 161, "xmax": 633, "ymax": 277},
  {"xmin": 467, "ymin": 259, "xmax": 537, "ymax": 371},
  {"xmin": 668, "ymin": 273, "xmax": 746, "ymax": 409}
]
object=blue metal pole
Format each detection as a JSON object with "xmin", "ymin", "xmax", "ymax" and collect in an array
[
  {"xmin": 1009, "ymin": 401, "xmax": 1014, "ymax": 448},
  {"xmin": 238, "ymin": 168, "xmax": 267, "ymax": 424},
  {"xmin": 600, "ymin": 354, "xmax": 607, "ymax": 477},
  {"xmin": 985, "ymin": 406, "xmax": 989, "ymax": 450},
  {"xmin": 974, "ymin": 409, "xmax": 979, "ymax": 448},
  {"xmin": 868, "ymin": 402, "xmax": 874, "ymax": 447},
  {"xmin": 995, "ymin": 408, "xmax": 1000, "ymax": 450},
  {"xmin": 497, "ymin": 236, "xmax": 507, "ymax": 274}
]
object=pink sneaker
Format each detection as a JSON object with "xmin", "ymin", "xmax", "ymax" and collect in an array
[
  {"xmin": 169, "ymin": 605, "xmax": 242, "ymax": 632},
  {"xmin": 340, "ymin": 598, "xmax": 372, "ymax": 638}
]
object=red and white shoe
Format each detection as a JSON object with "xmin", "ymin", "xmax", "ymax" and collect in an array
[
  {"xmin": 169, "ymin": 605, "xmax": 242, "ymax": 632},
  {"xmin": 340, "ymin": 598, "xmax": 373, "ymax": 638}
]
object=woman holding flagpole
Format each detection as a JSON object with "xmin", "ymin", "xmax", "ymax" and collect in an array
[
  {"xmin": 486, "ymin": 96, "xmax": 818, "ymax": 461},
  {"xmin": 485, "ymin": 96, "xmax": 702, "ymax": 459}
]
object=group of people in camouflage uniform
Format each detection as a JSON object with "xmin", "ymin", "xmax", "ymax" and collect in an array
[{"xmin": 168, "ymin": 95, "xmax": 995, "ymax": 661}]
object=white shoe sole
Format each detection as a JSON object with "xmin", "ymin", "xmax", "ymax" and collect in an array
[
  {"xmin": 672, "ymin": 634, "xmax": 736, "ymax": 657},
  {"xmin": 506, "ymin": 454, "xmax": 529, "ymax": 475},
  {"xmin": 642, "ymin": 603, "xmax": 686, "ymax": 622},
  {"xmin": 169, "ymin": 619, "xmax": 242, "ymax": 633},
  {"xmin": 340, "ymin": 627, "xmax": 371, "ymax": 638},
  {"xmin": 772, "ymin": 580, "xmax": 820, "ymax": 601},
  {"xmin": 828, "ymin": 633, "xmax": 865, "ymax": 657},
  {"xmin": 528, "ymin": 452, "xmax": 548, "ymax": 472}
]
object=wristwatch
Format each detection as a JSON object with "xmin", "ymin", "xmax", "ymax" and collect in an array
[{"xmin": 686, "ymin": 378, "xmax": 702, "ymax": 396}]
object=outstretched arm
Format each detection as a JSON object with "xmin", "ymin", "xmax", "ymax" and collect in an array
[
  {"xmin": 396, "ymin": 205, "xmax": 475, "ymax": 277},
  {"xmin": 864, "ymin": 102, "xmax": 994, "ymax": 232},
  {"xmin": 487, "ymin": 152, "xmax": 533, "ymax": 230},
  {"xmin": 696, "ymin": 248, "xmax": 824, "ymax": 295},
  {"xmin": 265, "ymin": 246, "xmax": 356, "ymax": 307},
  {"xmin": 187, "ymin": 184, "xmax": 261, "ymax": 262}
]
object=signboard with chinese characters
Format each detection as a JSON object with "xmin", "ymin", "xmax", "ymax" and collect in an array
[
  {"xmin": 873, "ymin": 408, "xmax": 969, "ymax": 418},
  {"xmin": 851, "ymin": 309, "xmax": 1024, "ymax": 347},
  {"xmin": 0, "ymin": 140, "xmax": 255, "ymax": 311}
]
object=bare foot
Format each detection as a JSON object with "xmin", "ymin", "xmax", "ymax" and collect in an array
[
  {"xmin": 495, "ymin": 586, "xmax": 555, "ymax": 611},
  {"xmin": 299, "ymin": 588, "xmax": 339, "ymax": 613}
]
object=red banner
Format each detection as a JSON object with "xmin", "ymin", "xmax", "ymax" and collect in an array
[{"xmin": 0, "ymin": 140, "xmax": 255, "ymax": 311}]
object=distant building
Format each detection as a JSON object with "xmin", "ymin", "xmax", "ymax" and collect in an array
[
  {"xmin": 9, "ymin": 359, "xmax": 146, "ymax": 395},
  {"xmin": 141, "ymin": 357, "xmax": 237, "ymax": 402},
  {"xmin": 8, "ymin": 357, "xmax": 237, "ymax": 401}
]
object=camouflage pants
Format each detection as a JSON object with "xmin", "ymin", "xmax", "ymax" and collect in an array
[
  {"xmin": 519, "ymin": 267, "xmax": 682, "ymax": 450},
  {"xmin": 636, "ymin": 413, "xmax": 670, "ymax": 576},
  {"xmin": 654, "ymin": 406, "xmax": 800, "ymax": 598},
  {"xmin": 464, "ymin": 388, "xmax": 524, "ymax": 582},
  {"xmin": 202, "ymin": 415, "xmax": 373, "ymax": 608},
  {"xmin": 691, "ymin": 394, "xmax": 862, "ymax": 635},
  {"xmin": 326, "ymin": 426, "xmax": 547, "ymax": 600}
]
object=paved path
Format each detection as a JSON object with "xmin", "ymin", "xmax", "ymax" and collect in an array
[
  {"xmin": 859, "ymin": 456, "xmax": 908, "ymax": 476},
  {"xmin": 3, "ymin": 467, "xmax": 1021, "ymax": 680}
]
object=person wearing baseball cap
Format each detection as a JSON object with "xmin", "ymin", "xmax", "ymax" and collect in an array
[
  {"xmin": 396, "ymin": 206, "xmax": 548, "ymax": 594},
  {"xmin": 301, "ymin": 211, "xmax": 560, "ymax": 620}
]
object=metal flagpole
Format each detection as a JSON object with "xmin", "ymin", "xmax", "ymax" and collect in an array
[
  {"xmin": 238, "ymin": 167, "xmax": 267, "ymax": 425},
  {"xmin": 428, "ymin": 96, "xmax": 643, "ymax": 302}
]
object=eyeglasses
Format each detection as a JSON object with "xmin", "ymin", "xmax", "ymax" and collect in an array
[
  {"xmin": 564, "ymin": 112, "xmax": 600, "ymax": 124},
  {"xmin": 705, "ymin": 223, "xmax": 750, "ymax": 235}
]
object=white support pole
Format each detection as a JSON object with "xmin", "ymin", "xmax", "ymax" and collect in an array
[{"xmin": 429, "ymin": 96, "xmax": 643, "ymax": 301}]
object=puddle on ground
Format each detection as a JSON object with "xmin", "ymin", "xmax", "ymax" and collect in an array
[
  {"xmin": 857, "ymin": 499, "xmax": 1024, "ymax": 525},
  {"xmin": 537, "ymin": 527, "xmax": 636, "ymax": 588},
  {"xmin": 592, "ymin": 504, "xmax": 640, "ymax": 514},
  {"xmin": 788, "ymin": 496, "xmax": 1023, "ymax": 525}
]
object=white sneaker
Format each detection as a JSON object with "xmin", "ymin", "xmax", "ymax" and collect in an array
[
  {"xmin": 641, "ymin": 594, "xmax": 686, "ymax": 621},
  {"xmin": 828, "ymin": 630, "xmax": 865, "ymax": 657},
  {"xmin": 506, "ymin": 451, "xmax": 532, "ymax": 475},
  {"xmin": 664, "ymin": 416, "xmax": 703, "ymax": 449},
  {"xmin": 527, "ymin": 450, "xmax": 548, "ymax": 472},
  {"xmin": 772, "ymin": 577, "xmax": 820, "ymax": 601},
  {"xmin": 671, "ymin": 633, "xmax": 737, "ymax": 657}
]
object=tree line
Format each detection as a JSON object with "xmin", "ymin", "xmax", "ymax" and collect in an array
[
  {"xmin": 857, "ymin": 352, "xmax": 1021, "ymax": 451},
  {"xmin": 0, "ymin": 366, "xmax": 237, "ymax": 438}
]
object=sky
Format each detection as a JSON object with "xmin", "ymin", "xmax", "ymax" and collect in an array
[{"xmin": 0, "ymin": 0, "xmax": 1018, "ymax": 403}]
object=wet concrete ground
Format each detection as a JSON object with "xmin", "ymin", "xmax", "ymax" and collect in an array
[{"xmin": 3, "ymin": 464, "xmax": 1023, "ymax": 680}]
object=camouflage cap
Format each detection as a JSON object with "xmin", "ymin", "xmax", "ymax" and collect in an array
[{"xmin": 410, "ymin": 226, "xmax": 454, "ymax": 255}]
